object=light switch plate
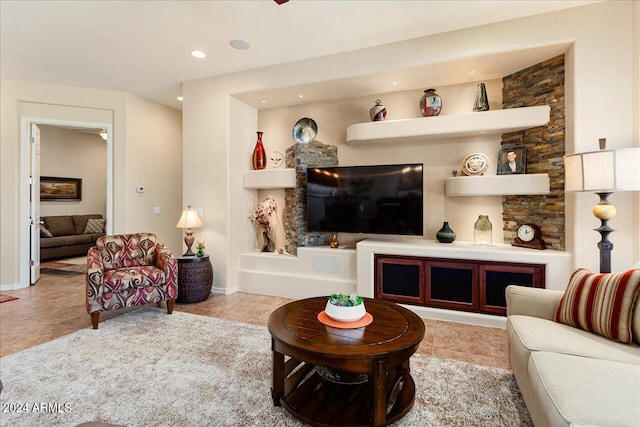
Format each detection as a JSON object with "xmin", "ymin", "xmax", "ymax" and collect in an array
[{"xmin": 153, "ymin": 207, "xmax": 161, "ymax": 215}]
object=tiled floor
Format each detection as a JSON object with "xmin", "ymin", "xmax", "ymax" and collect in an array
[{"xmin": 0, "ymin": 263, "xmax": 510, "ymax": 369}]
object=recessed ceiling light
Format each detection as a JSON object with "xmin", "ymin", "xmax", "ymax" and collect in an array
[
  {"xmin": 177, "ymin": 96, "xmax": 184, "ymax": 102},
  {"xmin": 392, "ymin": 81, "xmax": 398, "ymax": 85},
  {"xmin": 229, "ymin": 39, "xmax": 250, "ymax": 50},
  {"xmin": 469, "ymin": 70, "xmax": 476, "ymax": 74},
  {"xmin": 298, "ymin": 94, "xmax": 304, "ymax": 99},
  {"xmin": 190, "ymin": 50, "xmax": 206, "ymax": 59},
  {"xmin": 261, "ymin": 100, "xmax": 267, "ymax": 104}
]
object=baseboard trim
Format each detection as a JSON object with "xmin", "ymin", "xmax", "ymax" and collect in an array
[
  {"xmin": 0, "ymin": 283, "xmax": 25, "ymax": 292},
  {"xmin": 212, "ymin": 286, "xmax": 237, "ymax": 295}
]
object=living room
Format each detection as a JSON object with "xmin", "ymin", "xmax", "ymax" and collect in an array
[
  {"xmin": 1, "ymin": 1, "xmax": 639, "ymax": 426},
  {"xmin": 2, "ymin": 1, "xmax": 638, "ymax": 292}
]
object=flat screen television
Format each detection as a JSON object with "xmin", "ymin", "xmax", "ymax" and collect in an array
[{"xmin": 306, "ymin": 163, "xmax": 423, "ymax": 235}]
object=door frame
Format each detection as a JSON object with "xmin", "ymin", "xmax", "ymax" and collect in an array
[{"xmin": 19, "ymin": 117, "xmax": 113, "ymax": 288}]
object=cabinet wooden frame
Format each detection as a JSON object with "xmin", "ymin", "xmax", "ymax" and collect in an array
[
  {"xmin": 479, "ymin": 263, "xmax": 545, "ymax": 314},
  {"xmin": 375, "ymin": 255, "xmax": 425, "ymax": 305},
  {"xmin": 425, "ymin": 259, "xmax": 478, "ymax": 311},
  {"xmin": 374, "ymin": 255, "xmax": 545, "ymax": 317}
]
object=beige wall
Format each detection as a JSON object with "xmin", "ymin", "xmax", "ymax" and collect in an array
[
  {"xmin": 124, "ymin": 94, "xmax": 183, "ymax": 246},
  {"xmin": 633, "ymin": 1, "xmax": 640, "ymax": 266},
  {"xmin": 183, "ymin": 1, "xmax": 639, "ymax": 293},
  {"xmin": 39, "ymin": 125, "xmax": 107, "ymax": 218},
  {"xmin": 0, "ymin": 79, "xmax": 182, "ymax": 290}
]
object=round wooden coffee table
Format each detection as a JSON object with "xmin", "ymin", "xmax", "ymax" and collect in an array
[{"xmin": 268, "ymin": 297, "xmax": 425, "ymax": 427}]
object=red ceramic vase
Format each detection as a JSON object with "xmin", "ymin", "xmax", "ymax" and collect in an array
[{"xmin": 252, "ymin": 131, "xmax": 266, "ymax": 170}]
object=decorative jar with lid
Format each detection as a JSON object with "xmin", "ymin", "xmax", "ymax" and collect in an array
[{"xmin": 369, "ymin": 99, "xmax": 387, "ymax": 121}]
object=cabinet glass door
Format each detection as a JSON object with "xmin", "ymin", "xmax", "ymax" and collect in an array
[
  {"xmin": 426, "ymin": 260, "xmax": 478, "ymax": 311},
  {"xmin": 375, "ymin": 256, "xmax": 424, "ymax": 304},
  {"xmin": 480, "ymin": 263, "xmax": 544, "ymax": 314}
]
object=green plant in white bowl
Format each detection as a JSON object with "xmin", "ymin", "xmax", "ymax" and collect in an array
[
  {"xmin": 325, "ymin": 293, "xmax": 366, "ymax": 322},
  {"xmin": 328, "ymin": 293, "xmax": 363, "ymax": 307}
]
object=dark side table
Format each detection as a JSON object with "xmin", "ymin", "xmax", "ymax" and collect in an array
[{"xmin": 176, "ymin": 255, "xmax": 213, "ymax": 303}]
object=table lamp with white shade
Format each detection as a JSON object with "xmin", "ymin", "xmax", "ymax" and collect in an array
[
  {"xmin": 564, "ymin": 139, "xmax": 640, "ymax": 273},
  {"xmin": 176, "ymin": 205, "xmax": 203, "ymax": 256}
]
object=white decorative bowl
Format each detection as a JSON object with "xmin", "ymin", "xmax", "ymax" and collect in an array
[{"xmin": 324, "ymin": 300, "xmax": 366, "ymax": 323}]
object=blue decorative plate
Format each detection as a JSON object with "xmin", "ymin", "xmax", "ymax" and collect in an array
[{"xmin": 293, "ymin": 118, "xmax": 317, "ymax": 144}]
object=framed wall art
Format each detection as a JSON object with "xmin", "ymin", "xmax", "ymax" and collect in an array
[
  {"xmin": 40, "ymin": 176, "xmax": 82, "ymax": 201},
  {"xmin": 497, "ymin": 146, "xmax": 527, "ymax": 175}
]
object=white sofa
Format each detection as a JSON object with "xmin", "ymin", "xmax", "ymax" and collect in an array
[{"xmin": 506, "ymin": 283, "xmax": 640, "ymax": 427}]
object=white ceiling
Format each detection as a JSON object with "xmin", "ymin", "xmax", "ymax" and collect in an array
[{"xmin": 0, "ymin": 0, "xmax": 598, "ymax": 111}]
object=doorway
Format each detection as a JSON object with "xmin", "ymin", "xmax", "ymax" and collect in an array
[{"xmin": 20, "ymin": 117, "xmax": 113, "ymax": 287}]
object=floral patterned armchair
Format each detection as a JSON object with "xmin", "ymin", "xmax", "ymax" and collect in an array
[{"xmin": 86, "ymin": 233, "xmax": 178, "ymax": 329}]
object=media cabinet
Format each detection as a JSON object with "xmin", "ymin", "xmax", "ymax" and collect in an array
[
  {"xmin": 375, "ymin": 255, "xmax": 544, "ymax": 316},
  {"xmin": 357, "ymin": 239, "xmax": 572, "ymax": 327}
]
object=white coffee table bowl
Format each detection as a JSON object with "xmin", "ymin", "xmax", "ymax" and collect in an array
[{"xmin": 325, "ymin": 301, "xmax": 366, "ymax": 322}]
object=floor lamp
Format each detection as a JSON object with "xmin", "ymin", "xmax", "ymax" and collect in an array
[{"xmin": 564, "ymin": 139, "xmax": 640, "ymax": 273}]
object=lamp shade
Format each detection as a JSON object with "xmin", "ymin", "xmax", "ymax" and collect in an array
[
  {"xmin": 564, "ymin": 148, "xmax": 640, "ymax": 192},
  {"xmin": 176, "ymin": 206, "xmax": 203, "ymax": 229}
]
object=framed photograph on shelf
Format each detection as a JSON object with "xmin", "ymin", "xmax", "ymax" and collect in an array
[
  {"xmin": 40, "ymin": 177, "xmax": 82, "ymax": 201},
  {"xmin": 497, "ymin": 146, "xmax": 526, "ymax": 175}
]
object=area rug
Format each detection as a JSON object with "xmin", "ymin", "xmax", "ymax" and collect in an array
[
  {"xmin": 0, "ymin": 294, "xmax": 19, "ymax": 303},
  {"xmin": 0, "ymin": 308, "xmax": 532, "ymax": 427},
  {"xmin": 39, "ymin": 261, "xmax": 86, "ymax": 276}
]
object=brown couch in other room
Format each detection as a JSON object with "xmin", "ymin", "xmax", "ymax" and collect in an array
[{"xmin": 40, "ymin": 214, "xmax": 105, "ymax": 260}]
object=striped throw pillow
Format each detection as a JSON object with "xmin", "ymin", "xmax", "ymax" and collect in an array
[{"xmin": 555, "ymin": 268, "xmax": 640, "ymax": 343}]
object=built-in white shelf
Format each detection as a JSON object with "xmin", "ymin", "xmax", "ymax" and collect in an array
[
  {"xmin": 346, "ymin": 105, "xmax": 550, "ymax": 145},
  {"xmin": 242, "ymin": 169, "xmax": 296, "ymax": 189},
  {"xmin": 445, "ymin": 173, "xmax": 550, "ymax": 196}
]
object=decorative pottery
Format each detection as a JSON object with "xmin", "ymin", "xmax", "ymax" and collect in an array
[
  {"xmin": 316, "ymin": 366, "xmax": 368, "ymax": 385},
  {"xmin": 474, "ymin": 215, "xmax": 493, "ymax": 246},
  {"xmin": 461, "ymin": 153, "xmax": 490, "ymax": 176},
  {"xmin": 369, "ymin": 99, "xmax": 387, "ymax": 121},
  {"xmin": 270, "ymin": 151, "xmax": 284, "ymax": 168},
  {"xmin": 292, "ymin": 118, "xmax": 318, "ymax": 144},
  {"xmin": 330, "ymin": 234, "xmax": 339, "ymax": 248},
  {"xmin": 436, "ymin": 221, "xmax": 456, "ymax": 243},
  {"xmin": 324, "ymin": 300, "xmax": 366, "ymax": 323},
  {"xmin": 252, "ymin": 131, "xmax": 266, "ymax": 170},
  {"xmin": 420, "ymin": 88, "xmax": 442, "ymax": 117},
  {"xmin": 251, "ymin": 196, "xmax": 277, "ymax": 252},
  {"xmin": 261, "ymin": 230, "xmax": 275, "ymax": 253},
  {"xmin": 473, "ymin": 82, "xmax": 490, "ymax": 112}
]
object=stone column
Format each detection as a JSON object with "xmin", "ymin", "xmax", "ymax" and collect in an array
[
  {"xmin": 284, "ymin": 142, "xmax": 338, "ymax": 255},
  {"xmin": 501, "ymin": 54, "xmax": 565, "ymax": 250}
]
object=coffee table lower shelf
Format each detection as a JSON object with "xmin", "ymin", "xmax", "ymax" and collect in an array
[{"xmin": 277, "ymin": 361, "xmax": 415, "ymax": 427}]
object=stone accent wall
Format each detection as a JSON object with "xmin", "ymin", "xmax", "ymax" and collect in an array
[
  {"xmin": 284, "ymin": 142, "xmax": 338, "ymax": 255},
  {"xmin": 501, "ymin": 54, "xmax": 565, "ymax": 250}
]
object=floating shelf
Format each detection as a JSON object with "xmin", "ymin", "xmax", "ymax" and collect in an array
[
  {"xmin": 243, "ymin": 169, "xmax": 296, "ymax": 189},
  {"xmin": 445, "ymin": 173, "xmax": 550, "ymax": 196},
  {"xmin": 346, "ymin": 106, "xmax": 550, "ymax": 145}
]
